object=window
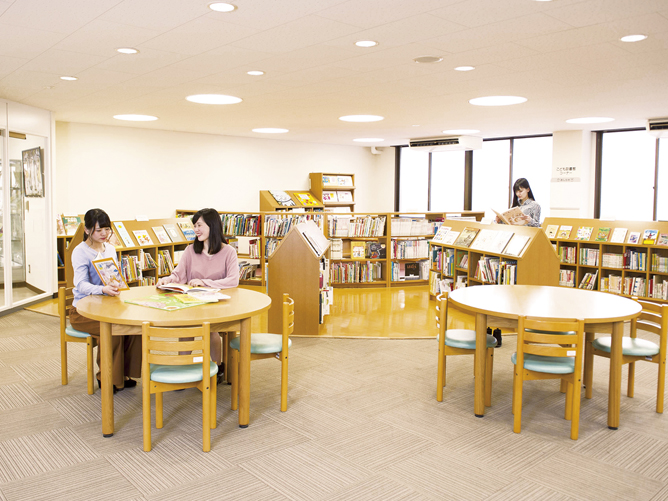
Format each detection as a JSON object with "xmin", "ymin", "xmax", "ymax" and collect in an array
[
  {"xmin": 398, "ymin": 148, "xmax": 429, "ymax": 212},
  {"xmin": 430, "ymin": 151, "xmax": 465, "ymax": 211},
  {"xmin": 472, "ymin": 140, "xmax": 510, "ymax": 218},
  {"xmin": 512, "ymin": 136, "xmax": 553, "ymax": 219},
  {"xmin": 656, "ymin": 137, "xmax": 668, "ymax": 221}
]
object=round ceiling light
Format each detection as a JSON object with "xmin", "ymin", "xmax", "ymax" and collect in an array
[
  {"xmin": 355, "ymin": 40, "xmax": 378, "ymax": 48},
  {"xmin": 247, "ymin": 70, "xmax": 265, "ymax": 76},
  {"xmin": 413, "ymin": 55, "xmax": 443, "ymax": 64},
  {"xmin": 113, "ymin": 114, "xmax": 158, "ymax": 121},
  {"xmin": 469, "ymin": 96, "xmax": 527, "ymax": 106},
  {"xmin": 252, "ymin": 128, "xmax": 289, "ymax": 133},
  {"xmin": 442, "ymin": 129, "xmax": 480, "ymax": 135},
  {"xmin": 116, "ymin": 47, "xmax": 139, "ymax": 54},
  {"xmin": 454, "ymin": 66, "xmax": 475, "ymax": 71},
  {"xmin": 208, "ymin": 2, "xmax": 237, "ymax": 12},
  {"xmin": 565, "ymin": 117, "xmax": 615, "ymax": 124},
  {"xmin": 339, "ymin": 115, "xmax": 384, "ymax": 122},
  {"xmin": 620, "ymin": 34, "xmax": 647, "ymax": 42},
  {"xmin": 60, "ymin": 76, "xmax": 78, "ymax": 81},
  {"xmin": 186, "ymin": 94, "xmax": 242, "ymax": 104},
  {"xmin": 353, "ymin": 138, "xmax": 384, "ymax": 142}
]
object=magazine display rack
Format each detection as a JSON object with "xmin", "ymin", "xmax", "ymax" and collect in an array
[
  {"xmin": 309, "ymin": 173, "xmax": 356, "ymax": 212},
  {"xmin": 259, "ymin": 190, "xmax": 324, "ymax": 211}
]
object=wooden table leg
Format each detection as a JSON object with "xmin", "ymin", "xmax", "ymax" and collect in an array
[
  {"xmin": 474, "ymin": 313, "xmax": 487, "ymax": 417},
  {"xmin": 608, "ymin": 320, "xmax": 623, "ymax": 429},
  {"xmin": 238, "ymin": 317, "xmax": 251, "ymax": 428},
  {"xmin": 101, "ymin": 321, "xmax": 114, "ymax": 437},
  {"xmin": 436, "ymin": 305, "xmax": 446, "ymax": 403}
]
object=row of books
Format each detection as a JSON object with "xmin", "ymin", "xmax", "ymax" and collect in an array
[
  {"xmin": 625, "ymin": 250, "xmax": 647, "ymax": 271},
  {"xmin": 559, "ymin": 246, "xmax": 576, "ymax": 264},
  {"xmin": 264, "ymin": 214, "xmax": 323, "ymax": 237},
  {"xmin": 651, "ymin": 254, "xmax": 668, "ymax": 273},
  {"xmin": 429, "ymin": 271, "xmax": 454, "ymax": 295},
  {"xmin": 430, "ymin": 247, "xmax": 455, "ymax": 276},
  {"xmin": 579, "ymin": 248, "xmax": 599, "ymax": 266},
  {"xmin": 546, "ymin": 224, "xmax": 668, "ymax": 245},
  {"xmin": 330, "ymin": 261, "xmax": 383, "ymax": 284},
  {"xmin": 139, "ymin": 249, "xmax": 157, "ymax": 270},
  {"xmin": 390, "ymin": 239, "xmax": 429, "ymax": 259},
  {"xmin": 602, "ymin": 253, "xmax": 624, "ymax": 268},
  {"xmin": 391, "ymin": 218, "xmax": 436, "ymax": 237},
  {"xmin": 157, "ymin": 250, "xmax": 175, "ymax": 275},
  {"xmin": 322, "ymin": 175, "xmax": 353, "ymax": 187},
  {"xmin": 431, "ymin": 226, "xmax": 530, "ymax": 257},
  {"xmin": 119, "ymin": 255, "xmax": 142, "ymax": 283},
  {"xmin": 322, "ymin": 191, "xmax": 353, "ymax": 203},
  {"xmin": 559, "ymin": 269, "xmax": 576, "ymax": 287},
  {"xmin": 349, "ymin": 241, "xmax": 386, "ymax": 259},
  {"xmin": 473, "ymin": 257, "xmax": 518, "ymax": 285},
  {"xmin": 222, "ymin": 214, "xmax": 259, "ymax": 237},
  {"xmin": 239, "ymin": 261, "xmax": 259, "ymax": 280},
  {"xmin": 327, "ymin": 215, "xmax": 386, "ymax": 238},
  {"xmin": 578, "ymin": 271, "xmax": 598, "ymax": 290}
]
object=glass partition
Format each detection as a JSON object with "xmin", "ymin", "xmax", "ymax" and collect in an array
[{"xmin": 0, "ymin": 129, "xmax": 5, "ymax": 308}]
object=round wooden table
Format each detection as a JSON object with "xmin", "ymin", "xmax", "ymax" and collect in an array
[
  {"xmin": 77, "ymin": 286, "xmax": 271, "ymax": 436},
  {"xmin": 448, "ymin": 285, "xmax": 642, "ymax": 429}
]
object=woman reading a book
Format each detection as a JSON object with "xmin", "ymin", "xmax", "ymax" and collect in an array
[
  {"xmin": 157, "ymin": 208, "xmax": 239, "ymax": 375},
  {"xmin": 497, "ymin": 178, "xmax": 541, "ymax": 227},
  {"xmin": 69, "ymin": 208, "xmax": 142, "ymax": 392}
]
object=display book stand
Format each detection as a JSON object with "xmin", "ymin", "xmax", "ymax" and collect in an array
[
  {"xmin": 542, "ymin": 217, "xmax": 668, "ymax": 302},
  {"xmin": 268, "ymin": 221, "xmax": 331, "ymax": 336},
  {"xmin": 309, "ymin": 173, "xmax": 356, "ymax": 212},
  {"xmin": 259, "ymin": 190, "xmax": 324, "ymax": 211},
  {"xmin": 428, "ymin": 219, "xmax": 559, "ymax": 299}
]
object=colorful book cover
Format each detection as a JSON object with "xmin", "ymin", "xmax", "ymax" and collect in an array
[
  {"xmin": 442, "ymin": 231, "xmax": 460, "ymax": 245},
  {"xmin": 453, "ymin": 227, "xmax": 479, "ymax": 248},
  {"xmin": 610, "ymin": 228, "xmax": 627, "ymax": 243},
  {"xmin": 351, "ymin": 241, "xmax": 366, "ymax": 259},
  {"xmin": 366, "ymin": 242, "xmax": 386, "ymax": 259},
  {"xmin": 269, "ymin": 190, "xmax": 296, "ymax": 207},
  {"xmin": 545, "ymin": 224, "xmax": 559, "ymax": 238},
  {"xmin": 56, "ymin": 216, "xmax": 66, "ymax": 236},
  {"xmin": 125, "ymin": 294, "xmax": 207, "ymax": 311},
  {"xmin": 108, "ymin": 231, "xmax": 122, "ymax": 248},
  {"xmin": 322, "ymin": 191, "xmax": 338, "ymax": 203},
  {"xmin": 322, "ymin": 175, "xmax": 336, "ymax": 187},
  {"xmin": 178, "ymin": 220, "xmax": 196, "ymax": 241},
  {"xmin": 556, "ymin": 225, "xmax": 572, "ymax": 239},
  {"xmin": 642, "ymin": 229, "xmax": 658, "ymax": 245},
  {"xmin": 113, "ymin": 221, "xmax": 135, "ymax": 247},
  {"xmin": 657, "ymin": 233, "xmax": 668, "ymax": 246},
  {"xmin": 431, "ymin": 225, "xmax": 452, "ymax": 244},
  {"xmin": 594, "ymin": 227, "xmax": 611, "ymax": 242},
  {"xmin": 338, "ymin": 175, "xmax": 353, "ymax": 186},
  {"xmin": 628, "ymin": 231, "xmax": 641, "ymax": 244},
  {"xmin": 91, "ymin": 257, "xmax": 129, "ymax": 290},
  {"xmin": 294, "ymin": 192, "xmax": 320, "ymax": 206},
  {"xmin": 338, "ymin": 191, "xmax": 353, "ymax": 202},
  {"xmin": 132, "ymin": 229, "xmax": 153, "ymax": 246},
  {"xmin": 152, "ymin": 226, "xmax": 172, "ymax": 244},
  {"xmin": 575, "ymin": 226, "xmax": 593, "ymax": 241},
  {"xmin": 61, "ymin": 214, "xmax": 81, "ymax": 236},
  {"xmin": 163, "ymin": 223, "xmax": 182, "ymax": 242}
]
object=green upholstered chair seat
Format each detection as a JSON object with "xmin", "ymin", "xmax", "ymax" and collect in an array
[
  {"xmin": 229, "ymin": 333, "xmax": 292, "ymax": 354},
  {"xmin": 511, "ymin": 352, "xmax": 575, "ymax": 374},
  {"xmin": 150, "ymin": 361, "xmax": 217, "ymax": 384},
  {"xmin": 526, "ymin": 329, "xmax": 575, "ymax": 335},
  {"xmin": 592, "ymin": 336, "xmax": 660, "ymax": 357},
  {"xmin": 66, "ymin": 325, "xmax": 92, "ymax": 339},
  {"xmin": 437, "ymin": 329, "xmax": 497, "ymax": 349}
]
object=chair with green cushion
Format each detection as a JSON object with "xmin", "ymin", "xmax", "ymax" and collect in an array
[
  {"xmin": 512, "ymin": 316, "xmax": 585, "ymax": 440},
  {"xmin": 436, "ymin": 292, "xmax": 497, "ymax": 405},
  {"xmin": 59, "ymin": 287, "xmax": 97, "ymax": 395},
  {"xmin": 141, "ymin": 322, "xmax": 217, "ymax": 452},
  {"xmin": 229, "ymin": 293, "xmax": 294, "ymax": 412},
  {"xmin": 584, "ymin": 298, "xmax": 667, "ymax": 414}
]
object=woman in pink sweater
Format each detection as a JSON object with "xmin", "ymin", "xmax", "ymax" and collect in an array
[{"xmin": 157, "ymin": 208, "xmax": 239, "ymax": 374}]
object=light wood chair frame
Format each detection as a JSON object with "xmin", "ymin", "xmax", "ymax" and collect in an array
[
  {"xmin": 512, "ymin": 317, "xmax": 585, "ymax": 440},
  {"xmin": 141, "ymin": 322, "xmax": 217, "ymax": 452},
  {"xmin": 230, "ymin": 293, "xmax": 294, "ymax": 412},
  {"xmin": 436, "ymin": 292, "xmax": 494, "ymax": 406},
  {"xmin": 59, "ymin": 286, "xmax": 97, "ymax": 395},
  {"xmin": 584, "ymin": 298, "xmax": 667, "ymax": 414}
]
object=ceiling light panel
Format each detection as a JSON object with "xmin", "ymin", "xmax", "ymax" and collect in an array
[
  {"xmin": 208, "ymin": 2, "xmax": 237, "ymax": 12},
  {"xmin": 113, "ymin": 114, "xmax": 158, "ymax": 121},
  {"xmin": 339, "ymin": 115, "xmax": 384, "ymax": 122},
  {"xmin": 469, "ymin": 96, "xmax": 527, "ymax": 106},
  {"xmin": 186, "ymin": 94, "xmax": 242, "ymax": 104}
]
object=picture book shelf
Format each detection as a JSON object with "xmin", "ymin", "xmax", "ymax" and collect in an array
[
  {"xmin": 259, "ymin": 191, "xmax": 324, "ymax": 211},
  {"xmin": 309, "ymin": 173, "xmax": 356, "ymax": 212},
  {"xmin": 542, "ymin": 217, "xmax": 668, "ymax": 302},
  {"xmin": 429, "ymin": 220, "xmax": 559, "ymax": 299}
]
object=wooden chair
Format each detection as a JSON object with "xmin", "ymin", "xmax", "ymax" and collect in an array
[
  {"xmin": 141, "ymin": 322, "xmax": 217, "ymax": 452},
  {"xmin": 229, "ymin": 293, "xmax": 294, "ymax": 412},
  {"xmin": 436, "ymin": 292, "xmax": 496, "ymax": 405},
  {"xmin": 584, "ymin": 298, "xmax": 667, "ymax": 414},
  {"xmin": 59, "ymin": 286, "xmax": 97, "ymax": 395},
  {"xmin": 512, "ymin": 317, "xmax": 585, "ymax": 440}
]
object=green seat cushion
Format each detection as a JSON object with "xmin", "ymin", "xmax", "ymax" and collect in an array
[
  {"xmin": 150, "ymin": 361, "xmax": 217, "ymax": 384},
  {"xmin": 66, "ymin": 325, "xmax": 92, "ymax": 339},
  {"xmin": 526, "ymin": 329, "xmax": 575, "ymax": 335},
  {"xmin": 437, "ymin": 329, "xmax": 497, "ymax": 349},
  {"xmin": 229, "ymin": 333, "xmax": 292, "ymax": 354},
  {"xmin": 511, "ymin": 352, "xmax": 575, "ymax": 374},
  {"xmin": 592, "ymin": 336, "xmax": 660, "ymax": 357}
]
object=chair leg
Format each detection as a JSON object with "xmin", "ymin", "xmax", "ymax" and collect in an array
[
  {"xmin": 211, "ymin": 375, "xmax": 217, "ymax": 429},
  {"xmin": 657, "ymin": 359, "xmax": 665, "ymax": 414},
  {"xmin": 230, "ymin": 348, "xmax": 238, "ymax": 411},
  {"xmin": 512, "ymin": 366, "xmax": 523, "ymax": 433},
  {"xmin": 86, "ymin": 338, "xmax": 95, "ymax": 395},
  {"xmin": 484, "ymin": 348, "xmax": 493, "ymax": 407},
  {"xmin": 570, "ymin": 378, "xmax": 582, "ymax": 440},
  {"xmin": 60, "ymin": 338, "xmax": 68, "ymax": 386},
  {"xmin": 560, "ymin": 379, "xmax": 568, "ymax": 394},
  {"xmin": 584, "ymin": 332, "xmax": 594, "ymax": 399},
  {"xmin": 221, "ymin": 333, "xmax": 228, "ymax": 383},
  {"xmin": 565, "ymin": 381, "xmax": 573, "ymax": 421},
  {"xmin": 156, "ymin": 392, "xmax": 163, "ymax": 429},
  {"xmin": 202, "ymin": 380, "xmax": 211, "ymax": 452},
  {"xmin": 280, "ymin": 350, "xmax": 288, "ymax": 412},
  {"xmin": 627, "ymin": 362, "xmax": 635, "ymax": 398},
  {"xmin": 142, "ymin": 380, "xmax": 151, "ymax": 452}
]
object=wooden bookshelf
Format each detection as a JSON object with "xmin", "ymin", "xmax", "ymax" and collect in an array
[
  {"xmin": 542, "ymin": 217, "xmax": 668, "ymax": 302},
  {"xmin": 309, "ymin": 173, "xmax": 356, "ymax": 212}
]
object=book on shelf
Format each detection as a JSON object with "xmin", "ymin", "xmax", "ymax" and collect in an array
[
  {"xmin": 56, "ymin": 216, "xmax": 66, "ymax": 236},
  {"xmin": 366, "ymin": 242, "xmax": 386, "ymax": 259},
  {"xmin": 61, "ymin": 214, "xmax": 81, "ymax": 236},
  {"xmin": 157, "ymin": 283, "xmax": 220, "ymax": 294},
  {"xmin": 294, "ymin": 192, "xmax": 320, "ymax": 206},
  {"xmin": 337, "ymin": 191, "xmax": 353, "ymax": 202},
  {"xmin": 545, "ymin": 224, "xmax": 559, "ymax": 238},
  {"xmin": 113, "ymin": 221, "xmax": 135, "ymax": 247},
  {"xmin": 132, "ymin": 229, "xmax": 154, "ymax": 246},
  {"xmin": 178, "ymin": 220, "xmax": 196, "ymax": 241},
  {"xmin": 350, "ymin": 241, "xmax": 366, "ymax": 259},
  {"xmin": 322, "ymin": 175, "xmax": 337, "ymax": 187},
  {"xmin": 643, "ymin": 229, "xmax": 658, "ymax": 245},
  {"xmin": 488, "ymin": 231, "xmax": 514, "ymax": 254},
  {"xmin": 152, "ymin": 226, "xmax": 172, "ymax": 244},
  {"xmin": 492, "ymin": 207, "xmax": 527, "ymax": 225},
  {"xmin": 441, "ymin": 231, "xmax": 460, "ymax": 245},
  {"xmin": 628, "ymin": 231, "xmax": 641, "ymax": 244},
  {"xmin": 575, "ymin": 226, "xmax": 593, "ymax": 241},
  {"xmin": 56, "ymin": 252, "xmax": 64, "ymax": 267},
  {"xmin": 658, "ymin": 233, "xmax": 668, "ymax": 246},
  {"xmin": 503, "ymin": 234, "xmax": 530, "ymax": 257},
  {"xmin": 108, "ymin": 231, "xmax": 122, "ymax": 248},
  {"xmin": 594, "ymin": 227, "xmax": 611, "ymax": 242},
  {"xmin": 329, "ymin": 238, "xmax": 343, "ymax": 259},
  {"xmin": 556, "ymin": 225, "xmax": 572, "ymax": 239},
  {"xmin": 578, "ymin": 271, "xmax": 598, "ymax": 290},
  {"xmin": 431, "ymin": 225, "xmax": 452, "ymax": 244},
  {"xmin": 337, "ymin": 175, "xmax": 353, "ymax": 186},
  {"xmin": 163, "ymin": 223, "xmax": 182, "ymax": 242},
  {"xmin": 404, "ymin": 262, "xmax": 421, "ymax": 280},
  {"xmin": 296, "ymin": 220, "xmax": 330, "ymax": 257},
  {"xmin": 92, "ymin": 257, "xmax": 130, "ymax": 291},
  {"xmin": 453, "ymin": 227, "xmax": 479, "ymax": 248},
  {"xmin": 322, "ymin": 191, "xmax": 338, "ymax": 203},
  {"xmin": 269, "ymin": 190, "xmax": 296, "ymax": 207}
]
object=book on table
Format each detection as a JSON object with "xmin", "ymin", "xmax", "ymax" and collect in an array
[
  {"xmin": 92, "ymin": 257, "xmax": 130, "ymax": 290},
  {"xmin": 492, "ymin": 207, "xmax": 527, "ymax": 225},
  {"xmin": 125, "ymin": 294, "xmax": 208, "ymax": 310},
  {"xmin": 157, "ymin": 283, "xmax": 220, "ymax": 294}
]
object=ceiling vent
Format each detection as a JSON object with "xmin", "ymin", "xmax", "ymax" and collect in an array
[
  {"xmin": 408, "ymin": 135, "xmax": 482, "ymax": 152},
  {"xmin": 647, "ymin": 118, "xmax": 668, "ymax": 138}
]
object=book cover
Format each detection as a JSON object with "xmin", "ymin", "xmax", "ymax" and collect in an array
[
  {"xmin": 338, "ymin": 191, "xmax": 353, "ymax": 202},
  {"xmin": 628, "ymin": 231, "xmax": 640, "ymax": 244},
  {"xmin": 556, "ymin": 225, "xmax": 572, "ymax": 239},
  {"xmin": 503, "ymin": 234, "xmax": 530, "ymax": 257},
  {"xmin": 594, "ymin": 227, "xmax": 611, "ymax": 242},
  {"xmin": 338, "ymin": 175, "xmax": 353, "ymax": 186},
  {"xmin": 132, "ymin": 229, "xmax": 153, "ymax": 246},
  {"xmin": 269, "ymin": 190, "xmax": 296, "ymax": 207},
  {"xmin": 575, "ymin": 226, "xmax": 593, "ymax": 241},
  {"xmin": 322, "ymin": 175, "xmax": 336, "ymax": 187},
  {"xmin": 152, "ymin": 226, "xmax": 172, "ymax": 244},
  {"xmin": 178, "ymin": 220, "xmax": 196, "ymax": 241},
  {"xmin": 56, "ymin": 216, "xmax": 66, "ymax": 236},
  {"xmin": 163, "ymin": 223, "xmax": 182, "ymax": 242},
  {"xmin": 469, "ymin": 229, "xmax": 496, "ymax": 251},
  {"xmin": 453, "ymin": 227, "xmax": 479, "ymax": 248},
  {"xmin": 322, "ymin": 191, "xmax": 338, "ymax": 203},
  {"xmin": 545, "ymin": 224, "xmax": 559, "ymax": 238},
  {"xmin": 404, "ymin": 262, "xmax": 420, "ymax": 279},
  {"xmin": 108, "ymin": 231, "xmax": 122, "ymax": 248},
  {"xmin": 657, "ymin": 233, "xmax": 668, "ymax": 246},
  {"xmin": 61, "ymin": 214, "xmax": 81, "ymax": 236},
  {"xmin": 442, "ymin": 231, "xmax": 460, "ymax": 245},
  {"xmin": 431, "ymin": 225, "xmax": 452, "ymax": 244},
  {"xmin": 610, "ymin": 227, "xmax": 627, "ymax": 243},
  {"xmin": 157, "ymin": 283, "xmax": 220, "ymax": 293},
  {"xmin": 366, "ymin": 242, "xmax": 386, "ymax": 259},
  {"xmin": 492, "ymin": 207, "xmax": 526, "ymax": 225},
  {"xmin": 125, "ymin": 294, "xmax": 206, "ymax": 311},
  {"xmin": 351, "ymin": 241, "xmax": 366, "ymax": 259},
  {"xmin": 113, "ymin": 221, "xmax": 135, "ymax": 247},
  {"xmin": 487, "ymin": 231, "xmax": 514, "ymax": 254},
  {"xmin": 294, "ymin": 192, "xmax": 320, "ymax": 206},
  {"xmin": 642, "ymin": 229, "xmax": 658, "ymax": 245},
  {"xmin": 92, "ymin": 257, "xmax": 130, "ymax": 290}
]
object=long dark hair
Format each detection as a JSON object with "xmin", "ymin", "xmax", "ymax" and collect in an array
[
  {"xmin": 192, "ymin": 208, "xmax": 226, "ymax": 255},
  {"xmin": 511, "ymin": 178, "xmax": 535, "ymax": 208},
  {"xmin": 83, "ymin": 208, "xmax": 111, "ymax": 242}
]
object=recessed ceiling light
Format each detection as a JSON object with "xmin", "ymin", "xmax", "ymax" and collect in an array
[
  {"xmin": 60, "ymin": 76, "xmax": 77, "ymax": 81},
  {"xmin": 116, "ymin": 47, "xmax": 139, "ymax": 54},
  {"xmin": 620, "ymin": 34, "xmax": 647, "ymax": 43},
  {"xmin": 355, "ymin": 40, "xmax": 378, "ymax": 48},
  {"xmin": 353, "ymin": 138, "xmax": 384, "ymax": 142},
  {"xmin": 113, "ymin": 114, "xmax": 158, "ymax": 121},
  {"xmin": 413, "ymin": 55, "xmax": 443, "ymax": 64},
  {"xmin": 412, "ymin": 124, "xmax": 420, "ymax": 127},
  {"xmin": 247, "ymin": 70, "xmax": 264, "ymax": 76},
  {"xmin": 208, "ymin": 2, "xmax": 237, "ymax": 12},
  {"xmin": 534, "ymin": 0, "xmax": 553, "ymax": 2},
  {"xmin": 442, "ymin": 129, "xmax": 480, "ymax": 135},
  {"xmin": 252, "ymin": 128, "xmax": 289, "ymax": 133},
  {"xmin": 565, "ymin": 117, "xmax": 615, "ymax": 124},
  {"xmin": 454, "ymin": 66, "xmax": 475, "ymax": 72},
  {"xmin": 469, "ymin": 96, "xmax": 527, "ymax": 106},
  {"xmin": 339, "ymin": 115, "xmax": 384, "ymax": 122},
  {"xmin": 186, "ymin": 94, "xmax": 242, "ymax": 104}
]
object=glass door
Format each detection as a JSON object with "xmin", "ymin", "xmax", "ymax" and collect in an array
[{"xmin": 0, "ymin": 128, "xmax": 5, "ymax": 308}]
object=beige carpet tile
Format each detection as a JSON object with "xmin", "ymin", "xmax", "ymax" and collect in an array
[
  {"xmin": 0, "ymin": 382, "xmax": 42, "ymax": 411},
  {"xmin": 314, "ymin": 423, "xmax": 438, "ymax": 472},
  {"xmin": 50, "ymin": 389, "xmax": 142, "ymax": 426},
  {"xmin": 484, "ymin": 480, "xmax": 579, "ymax": 501},
  {"xmin": 322, "ymin": 474, "xmax": 429, "ymax": 501},
  {"xmin": 0, "ymin": 457, "xmax": 140, "ymax": 501},
  {"xmin": 0, "ymin": 344, "xmax": 62, "ymax": 366},
  {"xmin": 106, "ymin": 435, "xmax": 234, "ymax": 497},
  {"xmin": 0, "ymin": 428, "xmax": 98, "ymax": 483},
  {"xmin": 305, "ymin": 383, "xmax": 414, "ymax": 419},
  {"xmin": 525, "ymin": 450, "xmax": 664, "ymax": 501},
  {"xmin": 281, "ymin": 367, "xmax": 364, "ymax": 397},
  {"xmin": 239, "ymin": 442, "xmax": 374, "ymax": 501},
  {"xmin": 72, "ymin": 420, "xmax": 152, "ymax": 456},
  {"xmin": 651, "ymin": 483, "xmax": 668, "ymax": 501},
  {"xmin": 0, "ymin": 335, "xmax": 45, "ymax": 353},
  {"xmin": 12, "ymin": 358, "xmax": 67, "ymax": 383},
  {"xmin": 144, "ymin": 465, "xmax": 287, "ymax": 501},
  {"xmin": 0, "ymin": 367, "xmax": 22, "ymax": 386},
  {"xmin": 0, "ymin": 402, "xmax": 70, "ymax": 442}
]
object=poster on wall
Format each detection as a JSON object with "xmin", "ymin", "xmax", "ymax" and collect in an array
[{"xmin": 22, "ymin": 147, "xmax": 44, "ymax": 197}]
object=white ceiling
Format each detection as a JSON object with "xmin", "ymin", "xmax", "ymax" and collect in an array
[{"xmin": 1, "ymin": 0, "xmax": 667, "ymax": 145}]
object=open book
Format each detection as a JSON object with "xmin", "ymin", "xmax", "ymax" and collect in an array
[
  {"xmin": 157, "ymin": 283, "xmax": 220, "ymax": 294},
  {"xmin": 92, "ymin": 257, "xmax": 130, "ymax": 291},
  {"xmin": 492, "ymin": 207, "xmax": 528, "ymax": 226}
]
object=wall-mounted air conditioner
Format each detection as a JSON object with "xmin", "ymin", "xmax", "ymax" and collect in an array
[
  {"xmin": 408, "ymin": 135, "xmax": 482, "ymax": 152},
  {"xmin": 647, "ymin": 118, "xmax": 668, "ymax": 138}
]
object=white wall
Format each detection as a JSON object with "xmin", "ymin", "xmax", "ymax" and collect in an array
[
  {"xmin": 550, "ymin": 130, "xmax": 594, "ymax": 218},
  {"xmin": 56, "ymin": 122, "xmax": 395, "ymax": 219}
]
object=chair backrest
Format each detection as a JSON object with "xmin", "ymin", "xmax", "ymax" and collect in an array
[
  {"xmin": 141, "ymin": 322, "xmax": 211, "ymax": 368},
  {"xmin": 282, "ymin": 293, "xmax": 295, "ymax": 341},
  {"xmin": 516, "ymin": 317, "xmax": 585, "ymax": 362},
  {"xmin": 435, "ymin": 292, "xmax": 448, "ymax": 337},
  {"xmin": 634, "ymin": 299, "xmax": 668, "ymax": 341},
  {"xmin": 58, "ymin": 286, "xmax": 75, "ymax": 318}
]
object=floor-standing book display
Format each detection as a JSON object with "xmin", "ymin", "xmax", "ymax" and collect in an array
[
  {"xmin": 309, "ymin": 173, "xmax": 356, "ymax": 212},
  {"xmin": 543, "ymin": 217, "xmax": 668, "ymax": 301},
  {"xmin": 259, "ymin": 190, "xmax": 324, "ymax": 212}
]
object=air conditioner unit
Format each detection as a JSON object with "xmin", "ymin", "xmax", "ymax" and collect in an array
[
  {"xmin": 647, "ymin": 118, "xmax": 668, "ymax": 138},
  {"xmin": 408, "ymin": 135, "xmax": 482, "ymax": 152}
]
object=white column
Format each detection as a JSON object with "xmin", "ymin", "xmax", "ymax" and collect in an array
[{"xmin": 550, "ymin": 130, "xmax": 595, "ymax": 218}]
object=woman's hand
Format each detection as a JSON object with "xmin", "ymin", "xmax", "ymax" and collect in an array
[
  {"xmin": 188, "ymin": 279, "xmax": 205, "ymax": 286},
  {"xmin": 156, "ymin": 277, "xmax": 169, "ymax": 286},
  {"xmin": 102, "ymin": 284, "xmax": 120, "ymax": 296}
]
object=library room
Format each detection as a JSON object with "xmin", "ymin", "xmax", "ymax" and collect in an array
[{"xmin": 1, "ymin": 1, "xmax": 668, "ymax": 500}]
